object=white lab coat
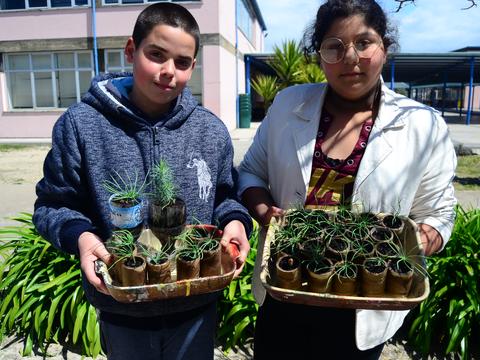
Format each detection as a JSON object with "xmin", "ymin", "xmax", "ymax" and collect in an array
[{"xmin": 238, "ymin": 82, "xmax": 457, "ymax": 350}]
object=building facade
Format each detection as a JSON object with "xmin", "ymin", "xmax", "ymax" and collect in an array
[{"xmin": 0, "ymin": 0, "xmax": 266, "ymax": 140}]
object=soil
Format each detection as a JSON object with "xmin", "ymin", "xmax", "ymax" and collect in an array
[
  {"xmin": 365, "ymin": 260, "xmax": 387, "ymax": 274},
  {"xmin": 278, "ymin": 256, "xmax": 299, "ymax": 271},
  {"xmin": 383, "ymin": 215, "xmax": 403, "ymax": 229}
]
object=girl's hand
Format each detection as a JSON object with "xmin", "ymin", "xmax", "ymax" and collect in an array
[
  {"xmin": 78, "ymin": 231, "xmax": 111, "ymax": 295},
  {"xmin": 418, "ymin": 223, "xmax": 442, "ymax": 256},
  {"xmin": 220, "ymin": 220, "xmax": 250, "ymax": 277}
]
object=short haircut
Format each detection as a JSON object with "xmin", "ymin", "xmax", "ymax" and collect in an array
[{"xmin": 132, "ymin": 2, "xmax": 200, "ymax": 57}]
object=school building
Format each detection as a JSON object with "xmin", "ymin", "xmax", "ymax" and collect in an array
[{"xmin": 0, "ymin": 0, "xmax": 267, "ymax": 140}]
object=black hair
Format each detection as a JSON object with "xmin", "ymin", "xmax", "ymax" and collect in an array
[
  {"xmin": 303, "ymin": 0, "xmax": 398, "ymax": 56},
  {"xmin": 132, "ymin": 2, "xmax": 200, "ymax": 57}
]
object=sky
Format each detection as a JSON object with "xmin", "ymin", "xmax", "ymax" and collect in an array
[{"xmin": 255, "ymin": 0, "xmax": 480, "ymax": 53}]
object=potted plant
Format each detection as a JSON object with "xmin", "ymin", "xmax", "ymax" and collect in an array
[
  {"xmin": 381, "ymin": 212, "xmax": 405, "ymax": 236},
  {"xmin": 385, "ymin": 239, "xmax": 427, "ymax": 297},
  {"xmin": 325, "ymin": 236, "xmax": 350, "ymax": 262},
  {"xmin": 272, "ymin": 225, "xmax": 303, "ymax": 259},
  {"xmin": 331, "ymin": 260, "xmax": 358, "ymax": 296},
  {"xmin": 275, "ymin": 255, "xmax": 302, "ymax": 290},
  {"xmin": 175, "ymin": 234, "xmax": 203, "ymax": 281},
  {"xmin": 139, "ymin": 243, "xmax": 173, "ymax": 285},
  {"xmin": 148, "ymin": 159, "xmax": 186, "ymax": 239},
  {"xmin": 304, "ymin": 241, "xmax": 334, "ymax": 294},
  {"xmin": 348, "ymin": 237, "xmax": 375, "ymax": 265},
  {"xmin": 374, "ymin": 239, "xmax": 398, "ymax": 258},
  {"xmin": 369, "ymin": 226, "xmax": 394, "ymax": 244},
  {"xmin": 105, "ymin": 229, "xmax": 145, "ymax": 287},
  {"xmin": 361, "ymin": 257, "xmax": 388, "ymax": 297},
  {"xmin": 103, "ymin": 170, "xmax": 147, "ymax": 239},
  {"xmin": 197, "ymin": 227, "xmax": 223, "ymax": 277}
]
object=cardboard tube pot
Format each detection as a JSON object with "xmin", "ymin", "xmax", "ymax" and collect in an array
[
  {"xmin": 146, "ymin": 257, "xmax": 171, "ymax": 284},
  {"xmin": 361, "ymin": 257, "xmax": 388, "ymax": 297},
  {"xmin": 306, "ymin": 258, "xmax": 334, "ymax": 293},
  {"xmin": 332, "ymin": 261, "xmax": 358, "ymax": 296},
  {"xmin": 275, "ymin": 255, "xmax": 302, "ymax": 290},
  {"xmin": 386, "ymin": 258, "xmax": 414, "ymax": 297},
  {"xmin": 200, "ymin": 240, "xmax": 222, "ymax": 277},
  {"xmin": 176, "ymin": 256, "xmax": 200, "ymax": 281},
  {"xmin": 326, "ymin": 237, "xmax": 350, "ymax": 262},
  {"xmin": 382, "ymin": 214, "xmax": 405, "ymax": 237},
  {"xmin": 120, "ymin": 256, "xmax": 146, "ymax": 287}
]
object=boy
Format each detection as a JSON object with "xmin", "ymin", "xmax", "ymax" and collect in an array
[{"xmin": 33, "ymin": 3, "xmax": 252, "ymax": 359}]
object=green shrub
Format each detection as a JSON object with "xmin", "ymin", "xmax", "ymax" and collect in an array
[
  {"xmin": 0, "ymin": 213, "xmax": 260, "ymax": 357},
  {"xmin": 217, "ymin": 224, "xmax": 259, "ymax": 352},
  {"xmin": 0, "ymin": 213, "xmax": 102, "ymax": 357},
  {"xmin": 409, "ymin": 206, "xmax": 480, "ymax": 359}
]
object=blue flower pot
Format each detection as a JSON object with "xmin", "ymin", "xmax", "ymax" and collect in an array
[{"xmin": 108, "ymin": 194, "xmax": 144, "ymax": 230}]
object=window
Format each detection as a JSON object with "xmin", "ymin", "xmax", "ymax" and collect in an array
[
  {"xmin": 4, "ymin": 51, "xmax": 94, "ymax": 109},
  {"xmin": 104, "ymin": 50, "xmax": 133, "ymax": 73},
  {"xmin": 237, "ymin": 0, "xmax": 253, "ymax": 42},
  {"xmin": 102, "ymin": 0, "xmax": 200, "ymax": 5},
  {"xmin": 0, "ymin": 0, "xmax": 89, "ymax": 10},
  {"xmin": 189, "ymin": 49, "xmax": 202, "ymax": 104},
  {"xmin": 103, "ymin": 48, "xmax": 203, "ymax": 104}
]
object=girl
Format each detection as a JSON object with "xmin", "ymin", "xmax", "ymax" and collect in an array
[{"xmin": 238, "ymin": 0, "xmax": 456, "ymax": 359}]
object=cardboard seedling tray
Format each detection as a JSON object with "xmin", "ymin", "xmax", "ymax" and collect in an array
[
  {"xmin": 260, "ymin": 214, "xmax": 430, "ymax": 310},
  {"xmin": 95, "ymin": 227, "xmax": 237, "ymax": 303}
]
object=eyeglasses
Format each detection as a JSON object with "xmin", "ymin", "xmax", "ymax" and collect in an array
[{"xmin": 319, "ymin": 37, "xmax": 383, "ymax": 64}]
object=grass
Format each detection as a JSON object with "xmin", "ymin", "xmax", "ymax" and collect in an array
[
  {"xmin": 454, "ymin": 155, "xmax": 480, "ymax": 190},
  {"xmin": 0, "ymin": 144, "xmax": 30, "ymax": 152}
]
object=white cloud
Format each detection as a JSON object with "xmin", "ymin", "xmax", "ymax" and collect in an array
[
  {"xmin": 389, "ymin": 0, "xmax": 480, "ymax": 52},
  {"xmin": 256, "ymin": 0, "xmax": 480, "ymax": 53}
]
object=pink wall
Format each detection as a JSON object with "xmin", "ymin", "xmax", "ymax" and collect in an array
[
  {"xmin": 0, "ymin": 9, "xmax": 91, "ymax": 40},
  {"xmin": 0, "ymin": 3, "xmax": 222, "ymax": 42},
  {"xmin": 0, "ymin": 0, "xmax": 264, "ymax": 138},
  {"xmin": 463, "ymin": 86, "xmax": 480, "ymax": 110}
]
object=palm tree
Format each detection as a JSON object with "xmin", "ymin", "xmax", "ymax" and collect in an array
[
  {"xmin": 269, "ymin": 40, "xmax": 304, "ymax": 89},
  {"xmin": 251, "ymin": 39, "xmax": 327, "ymax": 113},
  {"xmin": 250, "ymin": 75, "xmax": 279, "ymax": 113}
]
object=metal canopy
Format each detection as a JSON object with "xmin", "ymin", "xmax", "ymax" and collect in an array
[{"xmin": 382, "ymin": 52, "xmax": 480, "ymax": 85}]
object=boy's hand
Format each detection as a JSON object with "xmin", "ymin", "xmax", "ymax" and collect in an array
[
  {"xmin": 78, "ymin": 231, "xmax": 111, "ymax": 295},
  {"xmin": 220, "ymin": 220, "xmax": 250, "ymax": 277}
]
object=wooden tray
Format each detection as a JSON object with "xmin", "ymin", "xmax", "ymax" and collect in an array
[
  {"xmin": 95, "ymin": 229, "xmax": 237, "ymax": 303},
  {"xmin": 260, "ymin": 215, "xmax": 430, "ymax": 310}
]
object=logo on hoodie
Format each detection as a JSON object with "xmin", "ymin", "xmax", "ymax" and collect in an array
[{"xmin": 187, "ymin": 153, "xmax": 212, "ymax": 202}]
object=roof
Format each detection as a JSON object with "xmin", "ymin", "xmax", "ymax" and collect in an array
[
  {"xmin": 383, "ymin": 52, "xmax": 480, "ymax": 86},
  {"xmin": 247, "ymin": 51, "xmax": 480, "ymax": 86},
  {"xmin": 247, "ymin": 0, "xmax": 267, "ymax": 31}
]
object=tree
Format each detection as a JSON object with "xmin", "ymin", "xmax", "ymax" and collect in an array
[
  {"xmin": 251, "ymin": 40, "xmax": 326, "ymax": 113},
  {"xmin": 394, "ymin": 0, "xmax": 477, "ymax": 11}
]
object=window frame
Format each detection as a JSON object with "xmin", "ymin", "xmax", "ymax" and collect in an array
[
  {"xmin": 0, "ymin": 0, "xmax": 90, "ymax": 11},
  {"xmin": 237, "ymin": 0, "xmax": 254, "ymax": 43},
  {"xmin": 4, "ymin": 51, "xmax": 94, "ymax": 110},
  {"xmin": 104, "ymin": 49, "xmax": 132, "ymax": 73},
  {"xmin": 101, "ymin": 0, "xmax": 201, "ymax": 5}
]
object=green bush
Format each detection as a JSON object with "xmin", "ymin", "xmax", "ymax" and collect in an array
[
  {"xmin": 0, "ymin": 214, "xmax": 260, "ymax": 357},
  {"xmin": 0, "ymin": 213, "xmax": 102, "ymax": 357},
  {"xmin": 409, "ymin": 206, "xmax": 480, "ymax": 359},
  {"xmin": 217, "ymin": 224, "xmax": 259, "ymax": 352}
]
